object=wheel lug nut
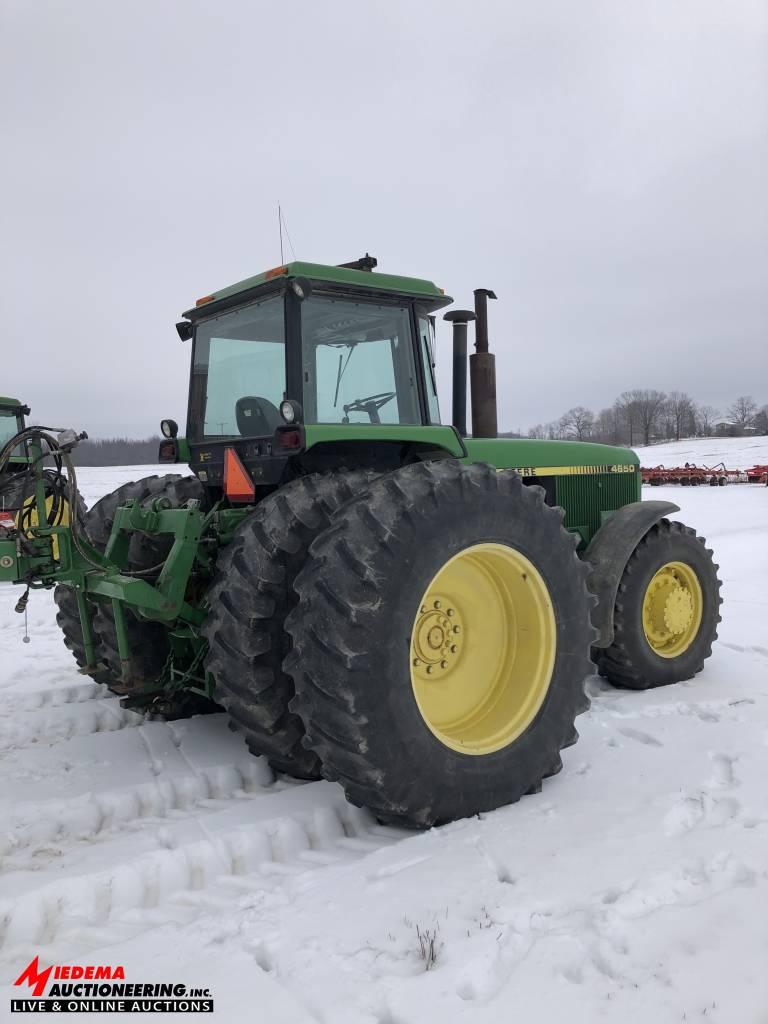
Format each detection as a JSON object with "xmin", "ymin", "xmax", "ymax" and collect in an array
[
  {"xmin": 453, "ymin": 625, "xmax": 461, "ymax": 634},
  {"xmin": 450, "ymin": 645, "xmax": 457, "ymax": 654},
  {"xmin": 447, "ymin": 608, "xmax": 454, "ymax": 617},
  {"xmin": 440, "ymin": 660, "xmax": 448, "ymax": 669},
  {"xmin": 433, "ymin": 600, "xmax": 441, "ymax": 609},
  {"xmin": 413, "ymin": 657, "xmax": 421, "ymax": 667},
  {"xmin": 420, "ymin": 605, "xmax": 427, "ymax": 614},
  {"xmin": 426, "ymin": 665, "xmax": 433, "ymax": 674}
]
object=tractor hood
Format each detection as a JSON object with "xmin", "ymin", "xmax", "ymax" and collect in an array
[{"xmin": 462, "ymin": 438, "xmax": 639, "ymax": 475}]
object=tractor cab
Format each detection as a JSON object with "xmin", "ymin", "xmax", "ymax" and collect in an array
[
  {"xmin": 0, "ymin": 397, "xmax": 29, "ymax": 470},
  {"xmin": 0, "ymin": 397, "xmax": 31, "ymax": 518},
  {"xmin": 173, "ymin": 258, "xmax": 454, "ymax": 492}
]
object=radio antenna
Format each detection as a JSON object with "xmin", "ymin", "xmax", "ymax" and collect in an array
[{"xmin": 277, "ymin": 203, "xmax": 297, "ymax": 263}]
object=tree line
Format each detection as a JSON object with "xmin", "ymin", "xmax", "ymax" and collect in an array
[
  {"xmin": 70, "ymin": 436, "xmax": 163, "ymax": 466},
  {"xmin": 518, "ymin": 393, "xmax": 768, "ymax": 448}
]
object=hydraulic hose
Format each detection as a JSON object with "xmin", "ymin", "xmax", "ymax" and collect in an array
[{"xmin": 1, "ymin": 425, "xmax": 181, "ymax": 579}]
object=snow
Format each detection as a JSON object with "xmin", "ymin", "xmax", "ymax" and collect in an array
[
  {"xmin": 633, "ymin": 434, "xmax": 768, "ymax": 470},
  {"xmin": 1, "ymin": 452, "xmax": 767, "ymax": 1023}
]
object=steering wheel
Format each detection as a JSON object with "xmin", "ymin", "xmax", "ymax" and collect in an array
[{"xmin": 342, "ymin": 391, "xmax": 397, "ymax": 424}]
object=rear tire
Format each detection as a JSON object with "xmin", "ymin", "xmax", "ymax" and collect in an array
[
  {"xmin": 54, "ymin": 474, "xmax": 208, "ymax": 699},
  {"xmin": 286, "ymin": 462, "xmax": 594, "ymax": 828},
  {"xmin": 203, "ymin": 471, "xmax": 377, "ymax": 779},
  {"xmin": 595, "ymin": 519, "xmax": 722, "ymax": 689}
]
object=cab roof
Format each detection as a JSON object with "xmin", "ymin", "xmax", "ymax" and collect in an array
[{"xmin": 184, "ymin": 260, "xmax": 453, "ymax": 318}]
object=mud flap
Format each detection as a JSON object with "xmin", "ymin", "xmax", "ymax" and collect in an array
[{"xmin": 584, "ymin": 500, "xmax": 680, "ymax": 648}]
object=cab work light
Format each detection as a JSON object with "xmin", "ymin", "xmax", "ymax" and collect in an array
[{"xmin": 224, "ymin": 447, "xmax": 255, "ymax": 502}]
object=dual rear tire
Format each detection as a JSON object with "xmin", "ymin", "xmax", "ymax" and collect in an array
[
  {"xmin": 202, "ymin": 471, "xmax": 377, "ymax": 779},
  {"xmin": 206, "ymin": 462, "xmax": 595, "ymax": 827}
]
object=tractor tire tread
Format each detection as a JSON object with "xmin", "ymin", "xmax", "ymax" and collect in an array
[
  {"xmin": 203, "ymin": 470, "xmax": 378, "ymax": 780},
  {"xmin": 286, "ymin": 461, "xmax": 595, "ymax": 828},
  {"xmin": 594, "ymin": 519, "xmax": 722, "ymax": 689}
]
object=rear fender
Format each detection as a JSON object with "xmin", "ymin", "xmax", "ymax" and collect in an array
[{"xmin": 584, "ymin": 500, "xmax": 680, "ymax": 648}]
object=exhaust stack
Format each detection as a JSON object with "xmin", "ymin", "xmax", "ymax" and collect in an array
[
  {"xmin": 443, "ymin": 309, "xmax": 476, "ymax": 437},
  {"xmin": 470, "ymin": 288, "xmax": 498, "ymax": 438}
]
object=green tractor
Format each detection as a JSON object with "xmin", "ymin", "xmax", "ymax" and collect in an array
[
  {"xmin": 0, "ymin": 396, "xmax": 29, "ymax": 489},
  {"xmin": 0, "ymin": 397, "xmax": 82, "ymax": 537},
  {"xmin": 0, "ymin": 257, "xmax": 721, "ymax": 827}
]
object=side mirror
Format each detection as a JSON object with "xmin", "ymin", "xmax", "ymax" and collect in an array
[{"xmin": 176, "ymin": 321, "xmax": 193, "ymax": 342}]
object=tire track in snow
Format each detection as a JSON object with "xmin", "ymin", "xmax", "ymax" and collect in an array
[
  {"xmin": 0, "ymin": 680, "xmax": 107, "ymax": 714},
  {"xmin": 0, "ymin": 754, "xmax": 273, "ymax": 866},
  {"xmin": 0, "ymin": 695, "xmax": 141, "ymax": 753},
  {"xmin": 0, "ymin": 787, "xmax": 403, "ymax": 958}
]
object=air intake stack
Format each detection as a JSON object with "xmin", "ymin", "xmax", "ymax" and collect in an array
[
  {"xmin": 443, "ymin": 309, "xmax": 476, "ymax": 437},
  {"xmin": 470, "ymin": 288, "xmax": 498, "ymax": 438}
]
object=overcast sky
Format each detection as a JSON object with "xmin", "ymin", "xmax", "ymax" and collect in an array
[{"xmin": 2, "ymin": 0, "xmax": 766, "ymax": 437}]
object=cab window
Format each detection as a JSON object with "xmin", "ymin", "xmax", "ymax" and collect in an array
[
  {"xmin": 301, "ymin": 297, "xmax": 420, "ymax": 425},
  {"xmin": 418, "ymin": 316, "xmax": 441, "ymax": 424},
  {"xmin": 190, "ymin": 296, "xmax": 286, "ymax": 440}
]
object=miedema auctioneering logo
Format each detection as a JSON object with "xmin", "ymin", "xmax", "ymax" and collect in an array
[{"xmin": 11, "ymin": 956, "xmax": 214, "ymax": 1014}]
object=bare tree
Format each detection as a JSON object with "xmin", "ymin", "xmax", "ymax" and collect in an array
[
  {"xmin": 617, "ymin": 390, "xmax": 664, "ymax": 446},
  {"xmin": 621, "ymin": 389, "xmax": 667, "ymax": 446},
  {"xmin": 546, "ymin": 418, "xmax": 568, "ymax": 440},
  {"xmin": 593, "ymin": 406, "xmax": 621, "ymax": 445},
  {"xmin": 753, "ymin": 405, "xmax": 768, "ymax": 435},
  {"xmin": 727, "ymin": 395, "xmax": 757, "ymax": 432},
  {"xmin": 617, "ymin": 393, "xmax": 640, "ymax": 446},
  {"xmin": 694, "ymin": 404, "xmax": 719, "ymax": 436},
  {"xmin": 610, "ymin": 401, "xmax": 628, "ymax": 445},
  {"xmin": 521, "ymin": 393, "xmax": 764, "ymax": 445},
  {"xmin": 561, "ymin": 406, "xmax": 594, "ymax": 440},
  {"xmin": 666, "ymin": 391, "xmax": 695, "ymax": 441}
]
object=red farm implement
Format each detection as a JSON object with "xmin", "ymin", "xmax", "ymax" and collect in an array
[{"xmin": 641, "ymin": 463, "xmax": 743, "ymax": 487}]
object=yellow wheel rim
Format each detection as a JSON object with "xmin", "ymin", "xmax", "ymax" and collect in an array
[
  {"xmin": 641, "ymin": 560, "xmax": 703, "ymax": 658},
  {"xmin": 410, "ymin": 543, "xmax": 556, "ymax": 755}
]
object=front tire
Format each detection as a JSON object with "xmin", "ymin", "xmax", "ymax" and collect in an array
[
  {"xmin": 286, "ymin": 462, "xmax": 594, "ymax": 828},
  {"xmin": 595, "ymin": 519, "xmax": 722, "ymax": 689}
]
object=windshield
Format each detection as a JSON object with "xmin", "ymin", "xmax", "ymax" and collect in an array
[
  {"xmin": 301, "ymin": 297, "xmax": 420, "ymax": 424},
  {"xmin": 189, "ymin": 296, "xmax": 286, "ymax": 440},
  {"xmin": 0, "ymin": 407, "xmax": 23, "ymax": 448}
]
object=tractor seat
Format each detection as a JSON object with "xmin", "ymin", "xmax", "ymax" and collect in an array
[{"xmin": 235, "ymin": 396, "xmax": 282, "ymax": 437}]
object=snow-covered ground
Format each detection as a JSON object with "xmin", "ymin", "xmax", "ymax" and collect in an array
[
  {"xmin": 0, "ymin": 456, "xmax": 766, "ymax": 1023},
  {"xmin": 634, "ymin": 434, "xmax": 768, "ymax": 470}
]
